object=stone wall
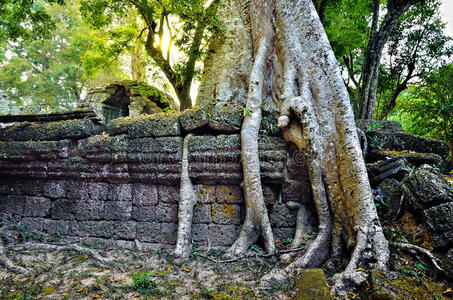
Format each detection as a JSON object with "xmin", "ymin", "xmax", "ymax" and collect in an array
[{"xmin": 0, "ymin": 107, "xmax": 312, "ymax": 249}]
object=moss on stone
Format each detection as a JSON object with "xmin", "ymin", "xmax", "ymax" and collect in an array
[
  {"xmin": 296, "ymin": 269, "xmax": 332, "ymax": 300},
  {"xmin": 0, "ymin": 119, "xmax": 104, "ymax": 142},
  {"xmin": 366, "ymin": 269, "xmax": 449, "ymax": 300}
]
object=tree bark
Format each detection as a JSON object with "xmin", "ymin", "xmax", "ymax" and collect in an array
[{"xmin": 176, "ymin": 0, "xmax": 390, "ymax": 295}]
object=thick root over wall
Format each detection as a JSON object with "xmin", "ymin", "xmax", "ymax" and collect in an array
[{"xmin": 174, "ymin": 0, "xmax": 389, "ymax": 296}]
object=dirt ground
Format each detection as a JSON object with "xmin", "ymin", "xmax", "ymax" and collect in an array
[{"xmin": 0, "ymin": 244, "xmax": 297, "ymax": 300}]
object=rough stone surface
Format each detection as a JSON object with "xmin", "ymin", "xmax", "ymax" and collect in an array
[
  {"xmin": 209, "ymin": 103, "xmax": 244, "ymax": 132},
  {"xmin": 366, "ymin": 269, "xmax": 448, "ymax": 299},
  {"xmin": 106, "ymin": 113, "xmax": 181, "ymax": 138},
  {"xmin": 403, "ymin": 169, "xmax": 453, "ymax": 215},
  {"xmin": 108, "ymin": 184, "xmax": 133, "ymax": 201},
  {"xmin": 211, "ymin": 203, "xmax": 242, "ymax": 225},
  {"xmin": 296, "ymin": 269, "xmax": 332, "ymax": 300},
  {"xmin": 366, "ymin": 130, "xmax": 449, "ymax": 159},
  {"xmin": 445, "ymin": 248, "xmax": 453, "ymax": 279},
  {"xmin": 269, "ymin": 203, "xmax": 297, "ymax": 227},
  {"xmin": 104, "ymin": 201, "xmax": 132, "ymax": 221},
  {"xmin": 43, "ymin": 181, "xmax": 67, "ymax": 199},
  {"xmin": 0, "ymin": 119, "xmax": 103, "ymax": 142},
  {"xmin": 371, "ymin": 150, "xmax": 444, "ymax": 167},
  {"xmin": 423, "ymin": 202, "xmax": 453, "ymax": 248},
  {"xmin": 376, "ymin": 179, "xmax": 402, "ymax": 218},
  {"xmin": 0, "ymin": 106, "xmax": 309, "ymax": 248},
  {"xmin": 179, "ymin": 107, "xmax": 211, "ymax": 132},
  {"xmin": 24, "ymin": 197, "xmax": 51, "ymax": 217},
  {"xmin": 132, "ymin": 184, "xmax": 158, "ymax": 207},
  {"xmin": 208, "ymin": 224, "xmax": 240, "ymax": 246}
]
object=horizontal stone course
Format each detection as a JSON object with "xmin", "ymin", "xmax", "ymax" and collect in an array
[{"xmin": 0, "ymin": 109, "xmax": 312, "ymax": 249}]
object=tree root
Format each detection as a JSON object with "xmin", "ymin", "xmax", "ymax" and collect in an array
[
  {"xmin": 173, "ymin": 134, "xmax": 198, "ymax": 258},
  {"xmin": 395, "ymin": 242, "xmax": 446, "ymax": 275},
  {"xmin": 10, "ymin": 242, "xmax": 115, "ymax": 265},
  {"xmin": 225, "ymin": 0, "xmax": 275, "ymax": 258},
  {"xmin": 0, "ymin": 241, "xmax": 116, "ymax": 274},
  {"xmin": 198, "ymin": 247, "xmax": 306, "ymax": 264},
  {"xmin": 0, "ymin": 243, "xmax": 28, "ymax": 273}
]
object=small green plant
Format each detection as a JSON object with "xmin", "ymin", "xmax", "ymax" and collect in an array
[
  {"xmin": 243, "ymin": 107, "xmax": 252, "ymax": 116},
  {"xmin": 189, "ymin": 241, "xmax": 201, "ymax": 259},
  {"xmin": 131, "ymin": 271, "xmax": 162, "ymax": 296},
  {"xmin": 283, "ymin": 237, "xmax": 293, "ymax": 244},
  {"xmin": 250, "ymin": 244, "xmax": 261, "ymax": 253}
]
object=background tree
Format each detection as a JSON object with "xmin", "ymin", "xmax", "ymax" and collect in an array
[
  {"xmin": 0, "ymin": 1, "xmax": 125, "ymax": 112},
  {"xmin": 358, "ymin": 0, "xmax": 423, "ymax": 120},
  {"xmin": 376, "ymin": 0, "xmax": 452, "ymax": 120},
  {"xmin": 80, "ymin": 0, "xmax": 222, "ymax": 110},
  {"xmin": 392, "ymin": 64, "xmax": 453, "ymax": 167}
]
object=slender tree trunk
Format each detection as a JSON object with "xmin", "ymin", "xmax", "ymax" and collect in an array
[
  {"xmin": 176, "ymin": 84, "xmax": 193, "ymax": 111},
  {"xmin": 359, "ymin": 0, "xmax": 422, "ymax": 120}
]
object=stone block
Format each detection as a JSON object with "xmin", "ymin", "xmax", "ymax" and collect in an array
[
  {"xmin": 263, "ymin": 185, "xmax": 279, "ymax": 206},
  {"xmin": 69, "ymin": 221, "xmax": 93, "ymax": 237},
  {"xmin": 113, "ymin": 221, "xmax": 136, "ymax": 239},
  {"xmin": 88, "ymin": 221, "xmax": 114, "ymax": 238},
  {"xmin": 22, "ymin": 217, "xmax": 44, "ymax": 231},
  {"xmin": 269, "ymin": 203, "xmax": 297, "ymax": 227},
  {"xmin": 50, "ymin": 198, "xmax": 75, "ymax": 220},
  {"xmin": 104, "ymin": 201, "xmax": 132, "ymax": 221},
  {"xmin": 43, "ymin": 181, "xmax": 67, "ymax": 199},
  {"xmin": 0, "ymin": 119, "xmax": 102, "ymax": 142},
  {"xmin": 193, "ymin": 204, "xmax": 211, "ymax": 224},
  {"xmin": 67, "ymin": 181, "xmax": 108, "ymax": 201},
  {"xmin": 106, "ymin": 113, "xmax": 181, "ymax": 138},
  {"xmin": 24, "ymin": 197, "xmax": 51, "ymax": 217},
  {"xmin": 108, "ymin": 184, "xmax": 132, "ymax": 201},
  {"xmin": 216, "ymin": 186, "xmax": 243, "ymax": 204},
  {"xmin": 192, "ymin": 223, "xmax": 208, "ymax": 244},
  {"xmin": 212, "ymin": 203, "xmax": 242, "ymax": 225},
  {"xmin": 132, "ymin": 184, "xmax": 158, "ymax": 206},
  {"xmin": 296, "ymin": 269, "xmax": 332, "ymax": 300},
  {"xmin": 209, "ymin": 225, "xmax": 240, "ymax": 246},
  {"xmin": 194, "ymin": 185, "xmax": 216, "ymax": 204},
  {"xmin": 0, "ymin": 195, "xmax": 25, "ymax": 215},
  {"xmin": 74, "ymin": 200, "xmax": 104, "ymax": 221},
  {"xmin": 44, "ymin": 219, "xmax": 69, "ymax": 235},
  {"xmin": 155, "ymin": 203, "xmax": 178, "ymax": 222},
  {"xmin": 272, "ymin": 227, "xmax": 296, "ymax": 242},
  {"xmin": 423, "ymin": 202, "xmax": 453, "ymax": 248},
  {"xmin": 179, "ymin": 107, "xmax": 211, "ymax": 132},
  {"xmin": 20, "ymin": 180, "xmax": 45, "ymax": 196},
  {"xmin": 160, "ymin": 222, "xmax": 178, "ymax": 244},
  {"xmin": 131, "ymin": 205, "xmax": 158, "ymax": 222},
  {"xmin": 136, "ymin": 222, "xmax": 161, "ymax": 243},
  {"xmin": 282, "ymin": 180, "xmax": 312, "ymax": 204},
  {"xmin": 209, "ymin": 103, "xmax": 243, "ymax": 133},
  {"xmin": 403, "ymin": 169, "xmax": 453, "ymax": 215},
  {"xmin": 158, "ymin": 185, "xmax": 179, "ymax": 204}
]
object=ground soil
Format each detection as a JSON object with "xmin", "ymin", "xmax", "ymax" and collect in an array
[{"xmin": 0, "ymin": 243, "xmax": 298, "ymax": 300}]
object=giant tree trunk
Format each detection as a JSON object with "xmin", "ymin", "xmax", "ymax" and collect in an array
[{"xmin": 178, "ymin": 0, "xmax": 390, "ymax": 295}]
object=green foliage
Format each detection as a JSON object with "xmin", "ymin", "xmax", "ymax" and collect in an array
[
  {"xmin": 0, "ymin": 1, "xmax": 126, "ymax": 113},
  {"xmin": 324, "ymin": 0, "xmax": 372, "ymax": 59},
  {"xmin": 79, "ymin": 0, "xmax": 223, "ymax": 107},
  {"xmin": 390, "ymin": 64, "xmax": 453, "ymax": 146},
  {"xmin": 375, "ymin": 0, "xmax": 453, "ymax": 119},
  {"xmin": 0, "ymin": 0, "xmax": 65, "ymax": 43}
]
